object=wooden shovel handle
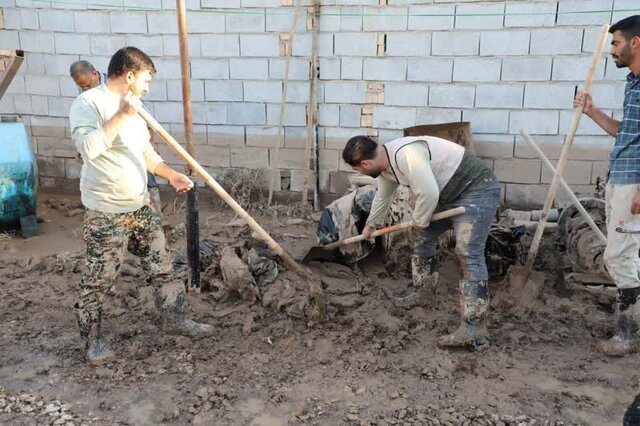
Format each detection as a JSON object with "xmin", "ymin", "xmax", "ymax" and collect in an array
[{"xmin": 322, "ymin": 206, "xmax": 465, "ymax": 251}]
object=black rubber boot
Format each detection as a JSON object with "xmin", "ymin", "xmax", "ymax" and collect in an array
[
  {"xmin": 438, "ymin": 280, "xmax": 490, "ymax": 350},
  {"xmin": 596, "ymin": 287, "xmax": 640, "ymax": 357},
  {"xmin": 155, "ymin": 282, "xmax": 214, "ymax": 337},
  {"xmin": 394, "ymin": 255, "xmax": 438, "ymax": 309},
  {"xmin": 74, "ymin": 306, "xmax": 116, "ymax": 366}
]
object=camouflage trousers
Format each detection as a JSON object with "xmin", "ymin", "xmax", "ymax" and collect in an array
[{"xmin": 75, "ymin": 204, "xmax": 176, "ymax": 333}]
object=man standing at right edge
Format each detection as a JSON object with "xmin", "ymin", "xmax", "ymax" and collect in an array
[{"xmin": 575, "ymin": 15, "xmax": 640, "ymax": 356}]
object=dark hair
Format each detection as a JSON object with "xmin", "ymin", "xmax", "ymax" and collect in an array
[
  {"xmin": 342, "ymin": 135, "xmax": 378, "ymax": 166},
  {"xmin": 69, "ymin": 60, "xmax": 96, "ymax": 78},
  {"xmin": 107, "ymin": 46, "xmax": 156, "ymax": 78},
  {"xmin": 610, "ymin": 15, "xmax": 640, "ymax": 41}
]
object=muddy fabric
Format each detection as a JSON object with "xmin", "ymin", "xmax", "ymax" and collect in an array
[
  {"xmin": 604, "ymin": 184, "xmax": 640, "ymax": 289},
  {"xmin": 414, "ymin": 182, "xmax": 500, "ymax": 282},
  {"xmin": 76, "ymin": 204, "xmax": 176, "ymax": 324}
]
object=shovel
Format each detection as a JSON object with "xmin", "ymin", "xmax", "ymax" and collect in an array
[{"xmin": 303, "ymin": 206, "xmax": 465, "ymax": 263}]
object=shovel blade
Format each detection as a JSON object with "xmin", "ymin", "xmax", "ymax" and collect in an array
[
  {"xmin": 302, "ymin": 246, "xmax": 337, "ymax": 264},
  {"xmin": 492, "ymin": 265, "xmax": 545, "ymax": 316}
]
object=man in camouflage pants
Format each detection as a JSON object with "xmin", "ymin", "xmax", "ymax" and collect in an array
[{"xmin": 69, "ymin": 47, "xmax": 212, "ymax": 366}]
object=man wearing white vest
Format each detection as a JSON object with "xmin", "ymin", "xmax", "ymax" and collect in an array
[{"xmin": 342, "ymin": 135, "xmax": 500, "ymax": 349}]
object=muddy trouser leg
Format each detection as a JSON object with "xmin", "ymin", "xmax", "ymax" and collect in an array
[
  {"xmin": 438, "ymin": 183, "xmax": 500, "ymax": 349},
  {"xmin": 597, "ymin": 184, "xmax": 640, "ymax": 356},
  {"xmin": 393, "ymin": 218, "xmax": 450, "ymax": 308},
  {"xmin": 132, "ymin": 205, "xmax": 213, "ymax": 337},
  {"xmin": 75, "ymin": 209, "xmax": 129, "ymax": 365}
]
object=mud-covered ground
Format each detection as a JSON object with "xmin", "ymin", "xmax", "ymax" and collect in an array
[{"xmin": 0, "ymin": 190, "xmax": 637, "ymax": 426}]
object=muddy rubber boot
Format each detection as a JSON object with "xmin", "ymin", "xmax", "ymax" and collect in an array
[
  {"xmin": 155, "ymin": 282, "xmax": 214, "ymax": 338},
  {"xmin": 394, "ymin": 255, "xmax": 438, "ymax": 309},
  {"xmin": 438, "ymin": 280, "xmax": 490, "ymax": 350},
  {"xmin": 74, "ymin": 306, "xmax": 116, "ymax": 366},
  {"xmin": 596, "ymin": 287, "xmax": 640, "ymax": 357}
]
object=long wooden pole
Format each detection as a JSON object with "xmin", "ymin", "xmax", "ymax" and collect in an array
[
  {"xmin": 524, "ymin": 24, "xmax": 609, "ymax": 272},
  {"xmin": 268, "ymin": 0, "xmax": 302, "ymax": 206},
  {"xmin": 302, "ymin": 1, "xmax": 320, "ymax": 207},
  {"xmin": 138, "ymin": 107, "xmax": 325, "ymax": 310},
  {"xmin": 520, "ymin": 131, "xmax": 607, "ymax": 244},
  {"xmin": 176, "ymin": 0, "xmax": 201, "ymax": 290}
]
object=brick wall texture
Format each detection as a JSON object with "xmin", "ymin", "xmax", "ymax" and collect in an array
[{"xmin": 0, "ymin": 0, "xmax": 636, "ymax": 208}]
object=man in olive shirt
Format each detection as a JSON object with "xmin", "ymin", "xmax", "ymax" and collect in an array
[
  {"xmin": 343, "ymin": 135, "xmax": 500, "ymax": 349},
  {"xmin": 69, "ymin": 47, "xmax": 211, "ymax": 366}
]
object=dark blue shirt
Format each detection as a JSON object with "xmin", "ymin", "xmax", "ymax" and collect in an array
[{"xmin": 609, "ymin": 72, "xmax": 640, "ymax": 184}]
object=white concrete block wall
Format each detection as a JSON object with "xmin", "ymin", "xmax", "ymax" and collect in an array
[{"xmin": 0, "ymin": 0, "xmax": 637, "ymax": 208}]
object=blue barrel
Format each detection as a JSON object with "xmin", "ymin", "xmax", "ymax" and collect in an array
[{"xmin": 0, "ymin": 116, "xmax": 38, "ymax": 227}]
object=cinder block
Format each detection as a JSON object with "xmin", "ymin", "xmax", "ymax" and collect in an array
[
  {"xmin": 35, "ymin": 136, "xmax": 56, "ymax": 156},
  {"xmin": 230, "ymin": 58, "xmax": 268, "ymax": 80},
  {"xmin": 2, "ymin": 9, "xmax": 20, "ymax": 30},
  {"xmin": 557, "ymin": 0, "xmax": 613, "ymax": 26},
  {"xmin": 192, "ymin": 103, "xmax": 228, "ymax": 125},
  {"xmin": 385, "ymin": 83, "xmax": 429, "ymax": 107},
  {"xmin": 227, "ymin": 103, "xmax": 265, "ymax": 125},
  {"xmin": 269, "ymin": 58, "xmax": 310, "ymax": 80},
  {"xmin": 56, "ymin": 33, "xmax": 91, "ymax": 54},
  {"xmin": 341, "ymin": 57, "xmax": 363, "ymax": 80},
  {"xmin": 225, "ymin": 11, "xmax": 265, "ymax": 33},
  {"xmin": 604, "ymin": 57, "xmax": 628, "ymax": 81},
  {"xmin": 244, "ymin": 81, "xmax": 282, "ymax": 103},
  {"xmin": 205, "ymin": 80, "xmax": 243, "ymax": 102},
  {"xmin": 30, "ymin": 95, "xmax": 49, "ymax": 115},
  {"xmin": 480, "ymin": 31, "xmax": 530, "ymax": 56},
  {"xmin": 266, "ymin": 103, "xmax": 306, "ymax": 126},
  {"xmin": 339, "ymin": 105, "xmax": 361, "ymax": 127},
  {"xmin": 201, "ymin": 34, "xmax": 240, "ymax": 57},
  {"xmin": 37, "ymin": 157, "xmax": 66, "ymax": 178},
  {"xmin": 530, "ymin": 29, "xmax": 583, "ymax": 55},
  {"xmin": 19, "ymin": 31, "xmax": 53, "ymax": 52},
  {"xmin": 65, "ymin": 158, "xmax": 82, "ymax": 179},
  {"xmin": 14, "ymin": 96, "xmax": 31, "ymax": 115},
  {"xmin": 407, "ymin": 58, "xmax": 452, "ymax": 82},
  {"xmin": 162, "ymin": 34, "xmax": 201, "ymax": 57},
  {"xmin": 456, "ymin": 3, "xmax": 504, "ymax": 30},
  {"xmin": 504, "ymin": 184, "xmax": 548, "ymax": 209},
  {"xmin": 191, "ymin": 59, "xmax": 229, "ymax": 79},
  {"xmin": 385, "ymin": 33, "xmax": 431, "ymax": 57},
  {"xmin": 202, "ymin": 0, "xmax": 239, "ymax": 7},
  {"xmin": 284, "ymin": 126, "xmax": 306, "ymax": 149},
  {"xmin": 475, "ymin": 84, "xmax": 524, "ymax": 109},
  {"xmin": 559, "ymin": 110, "xmax": 609, "ymax": 136},
  {"xmin": 523, "ymin": 83, "xmax": 577, "ymax": 109},
  {"xmin": 462, "ymin": 110, "xmax": 509, "ymax": 134},
  {"xmin": 231, "ymin": 147, "xmax": 268, "ymax": 168},
  {"xmin": 432, "ymin": 31, "xmax": 479, "ymax": 56},
  {"xmin": 272, "ymin": 148, "xmax": 306, "ymax": 169},
  {"xmin": 590, "ymin": 82, "xmax": 625, "ymax": 109},
  {"xmin": 53, "ymin": 135, "xmax": 76, "ymax": 158},
  {"xmin": 246, "ymin": 126, "xmax": 278, "ymax": 147},
  {"xmin": 552, "ymin": 56, "xmax": 607, "ymax": 81},
  {"xmin": 502, "ymin": 57, "xmax": 553, "ymax": 81},
  {"xmin": 25, "ymin": 75, "xmax": 60, "ymax": 96},
  {"xmin": 20, "ymin": 9, "xmax": 39, "ymax": 30},
  {"xmin": 197, "ymin": 145, "xmax": 231, "ymax": 168},
  {"xmin": 453, "ymin": 58, "xmax": 501, "ymax": 82},
  {"xmin": 74, "ymin": 11, "xmax": 110, "ymax": 33},
  {"xmin": 540, "ymin": 160, "xmax": 593, "ymax": 184},
  {"xmin": 324, "ymin": 81, "xmax": 367, "ymax": 104},
  {"xmin": 514, "ymin": 135, "xmax": 613, "ymax": 161},
  {"xmin": 286, "ymin": 82, "xmax": 310, "ymax": 103},
  {"xmin": 362, "ymin": 7, "xmax": 408, "ymax": 31},
  {"xmin": 509, "ymin": 110, "xmax": 560, "ymax": 135},
  {"xmin": 152, "ymin": 101, "xmax": 184, "ymax": 124},
  {"xmin": 153, "ymin": 58, "xmax": 182, "ymax": 78},
  {"xmin": 363, "ymin": 58, "xmax": 407, "ymax": 81},
  {"xmin": 415, "ymin": 108, "xmax": 462, "ymax": 125},
  {"xmin": 125, "ymin": 35, "xmax": 163, "ymax": 56},
  {"xmin": 324, "ymin": 126, "xmax": 366, "ymax": 150},
  {"xmin": 39, "ymin": 9, "xmax": 75, "ymax": 32},
  {"xmin": 613, "ymin": 0, "xmax": 637, "ymax": 23},
  {"xmin": 47, "ymin": 97, "xmax": 74, "ymax": 118},
  {"xmin": 319, "ymin": 58, "xmax": 341, "ymax": 80},
  {"xmin": 340, "ymin": 6, "xmax": 363, "ymax": 31},
  {"xmin": 266, "ymin": 8, "xmax": 308, "ymax": 32},
  {"xmin": 472, "ymin": 134, "xmax": 515, "ymax": 159},
  {"xmin": 408, "ymin": 5, "xmax": 454, "ymax": 31},
  {"xmin": 504, "ymin": 2, "xmax": 556, "ymax": 28},
  {"xmin": 240, "ymin": 34, "xmax": 279, "ymax": 57},
  {"xmin": 188, "ymin": 10, "xmax": 224, "ymax": 33},
  {"xmin": 166, "ymin": 80, "xmax": 205, "ymax": 102},
  {"xmin": 334, "ymin": 33, "xmax": 377, "ymax": 57},
  {"xmin": 43, "ymin": 54, "xmax": 80, "ymax": 76},
  {"xmin": 429, "ymin": 84, "xmax": 475, "ymax": 108},
  {"xmin": 90, "ymin": 35, "xmax": 126, "ymax": 56},
  {"xmin": 319, "ymin": 104, "xmax": 340, "ymax": 127},
  {"xmin": 205, "ymin": 125, "xmax": 245, "ymax": 147},
  {"xmin": 494, "ymin": 159, "xmax": 541, "ymax": 184},
  {"xmin": 372, "ymin": 106, "xmax": 416, "ymax": 130},
  {"xmin": 110, "ymin": 11, "xmax": 147, "ymax": 33}
]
